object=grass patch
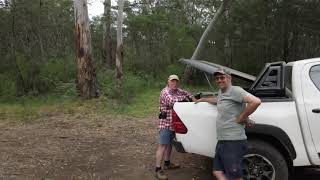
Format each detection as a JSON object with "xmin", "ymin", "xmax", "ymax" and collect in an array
[
  {"xmin": 0, "ymin": 104, "xmax": 38, "ymax": 123},
  {"xmin": 0, "ymin": 84, "xmax": 213, "ymax": 122},
  {"xmin": 0, "ymin": 95, "xmax": 79, "ymax": 122},
  {"xmin": 120, "ymin": 88, "xmax": 160, "ymax": 118},
  {"xmin": 104, "ymin": 84, "xmax": 212, "ymax": 118},
  {"xmin": 0, "ymin": 89, "xmax": 160, "ymax": 122}
]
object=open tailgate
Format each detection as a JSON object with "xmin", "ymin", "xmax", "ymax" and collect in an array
[{"xmin": 180, "ymin": 59, "xmax": 256, "ymax": 82}]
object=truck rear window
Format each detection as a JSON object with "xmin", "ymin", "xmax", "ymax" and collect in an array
[
  {"xmin": 310, "ymin": 65, "xmax": 320, "ymax": 91},
  {"xmin": 285, "ymin": 65, "xmax": 293, "ymax": 92}
]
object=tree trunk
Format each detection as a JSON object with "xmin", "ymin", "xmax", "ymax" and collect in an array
[
  {"xmin": 281, "ymin": 0, "xmax": 291, "ymax": 62},
  {"xmin": 38, "ymin": 0, "xmax": 44, "ymax": 61},
  {"xmin": 183, "ymin": 0, "xmax": 232, "ymax": 81},
  {"xmin": 102, "ymin": 0, "xmax": 112, "ymax": 68},
  {"xmin": 116, "ymin": 0, "xmax": 124, "ymax": 95},
  {"xmin": 224, "ymin": 5, "xmax": 232, "ymax": 67},
  {"xmin": 74, "ymin": 0, "xmax": 98, "ymax": 98},
  {"xmin": 282, "ymin": 14, "xmax": 289, "ymax": 62},
  {"xmin": 11, "ymin": 0, "xmax": 25, "ymax": 96},
  {"xmin": 4, "ymin": 0, "xmax": 9, "ymax": 8}
]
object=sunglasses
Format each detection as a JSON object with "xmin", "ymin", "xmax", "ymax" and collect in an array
[{"xmin": 215, "ymin": 76, "xmax": 226, "ymax": 81}]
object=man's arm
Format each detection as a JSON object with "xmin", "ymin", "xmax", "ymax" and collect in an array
[
  {"xmin": 179, "ymin": 89, "xmax": 196, "ymax": 102},
  {"xmin": 236, "ymin": 94, "xmax": 261, "ymax": 124},
  {"xmin": 163, "ymin": 91, "xmax": 177, "ymax": 108},
  {"xmin": 159, "ymin": 96, "xmax": 167, "ymax": 112},
  {"xmin": 194, "ymin": 97, "xmax": 218, "ymax": 105}
]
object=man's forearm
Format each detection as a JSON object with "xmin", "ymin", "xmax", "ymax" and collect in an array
[
  {"xmin": 207, "ymin": 97, "xmax": 217, "ymax": 104},
  {"xmin": 238, "ymin": 102, "xmax": 260, "ymax": 123},
  {"xmin": 196, "ymin": 97, "xmax": 217, "ymax": 104}
]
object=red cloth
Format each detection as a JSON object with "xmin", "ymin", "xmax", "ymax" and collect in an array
[{"xmin": 159, "ymin": 86, "xmax": 192, "ymax": 130}]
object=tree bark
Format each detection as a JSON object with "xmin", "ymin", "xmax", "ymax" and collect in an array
[
  {"xmin": 183, "ymin": 0, "xmax": 232, "ymax": 81},
  {"xmin": 38, "ymin": 0, "xmax": 44, "ymax": 61},
  {"xmin": 102, "ymin": 0, "xmax": 112, "ymax": 68},
  {"xmin": 11, "ymin": 0, "xmax": 25, "ymax": 96},
  {"xmin": 74, "ymin": 0, "xmax": 98, "ymax": 98},
  {"xmin": 116, "ymin": 0, "xmax": 124, "ymax": 95},
  {"xmin": 224, "ymin": 5, "xmax": 232, "ymax": 67}
]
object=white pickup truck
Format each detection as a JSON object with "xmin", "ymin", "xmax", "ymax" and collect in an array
[{"xmin": 172, "ymin": 58, "xmax": 320, "ymax": 180}]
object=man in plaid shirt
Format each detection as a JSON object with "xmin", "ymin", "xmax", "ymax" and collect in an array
[{"xmin": 155, "ymin": 74, "xmax": 195, "ymax": 180}]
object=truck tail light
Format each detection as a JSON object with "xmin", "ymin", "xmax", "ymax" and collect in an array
[{"xmin": 172, "ymin": 110, "xmax": 188, "ymax": 134}]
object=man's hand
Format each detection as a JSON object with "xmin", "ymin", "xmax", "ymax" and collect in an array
[
  {"xmin": 236, "ymin": 117, "xmax": 255, "ymax": 128},
  {"xmin": 236, "ymin": 114, "xmax": 247, "ymax": 124},
  {"xmin": 245, "ymin": 119, "xmax": 255, "ymax": 128},
  {"xmin": 194, "ymin": 98, "xmax": 204, "ymax": 104}
]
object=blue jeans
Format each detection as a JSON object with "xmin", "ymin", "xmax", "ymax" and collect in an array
[
  {"xmin": 159, "ymin": 129, "xmax": 175, "ymax": 145},
  {"xmin": 213, "ymin": 140, "xmax": 247, "ymax": 179}
]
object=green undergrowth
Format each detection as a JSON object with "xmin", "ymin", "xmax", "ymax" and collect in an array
[
  {"xmin": 0, "ymin": 84, "xmax": 211, "ymax": 123},
  {"xmin": 0, "ymin": 89, "xmax": 161, "ymax": 122},
  {"xmin": 0, "ymin": 64, "xmax": 212, "ymax": 122}
]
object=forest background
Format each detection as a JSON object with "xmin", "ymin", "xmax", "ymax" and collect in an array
[{"xmin": 1, "ymin": 0, "xmax": 319, "ymax": 121}]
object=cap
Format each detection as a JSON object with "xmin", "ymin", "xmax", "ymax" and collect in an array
[
  {"xmin": 168, "ymin": 74, "xmax": 180, "ymax": 81},
  {"xmin": 213, "ymin": 68, "xmax": 231, "ymax": 76}
]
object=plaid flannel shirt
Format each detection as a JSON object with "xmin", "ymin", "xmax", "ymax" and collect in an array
[{"xmin": 159, "ymin": 86, "xmax": 192, "ymax": 131}]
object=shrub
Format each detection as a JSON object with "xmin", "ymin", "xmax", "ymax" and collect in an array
[
  {"xmin": 40, "ymin": 57, "xmax": 76, "ymax": 84},
  {"xmin": 98, "ymin": 69, "xmax": 150, "ymax": 103},
  {"xmin": 0, "ymin": 74, "xmax": 16, "ymax": 98}
]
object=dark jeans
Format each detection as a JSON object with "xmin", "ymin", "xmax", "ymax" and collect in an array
[{"xmin": 213, "ymin": 140, "xmax": 247, "ymax": 179}]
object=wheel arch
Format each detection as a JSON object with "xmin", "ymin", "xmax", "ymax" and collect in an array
[{"xmin": 246, "ymin": 124, "xmax": 296, "ymax": 168}]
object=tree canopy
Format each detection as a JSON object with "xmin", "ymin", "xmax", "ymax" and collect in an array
[{"xmin": 0, "ymin": 0, "xmax": 320, "ymax": 98}]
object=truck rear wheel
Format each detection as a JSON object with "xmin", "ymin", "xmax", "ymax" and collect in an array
[{"xmin": 244, "ymin": 140, "xmax": 288, "ymax": 180}]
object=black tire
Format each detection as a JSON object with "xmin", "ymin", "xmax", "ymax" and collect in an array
[{"xmin": 244, "ymin": 140, "xmax": 289, "ymax": 180}]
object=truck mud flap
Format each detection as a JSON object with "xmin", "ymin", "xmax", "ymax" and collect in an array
[{"xmin": 173, "ymin": 139, "xmax": 186, "ymax": 153}]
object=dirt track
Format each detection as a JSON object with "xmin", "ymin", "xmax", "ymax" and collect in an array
[{"xmin": 0, "ymin": 113, "xmax": 320, "ymax": 180}]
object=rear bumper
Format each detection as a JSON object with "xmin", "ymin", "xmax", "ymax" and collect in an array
[{"xmin": 173, "ymin": 139, "xmax": 186, "ymax": 153}]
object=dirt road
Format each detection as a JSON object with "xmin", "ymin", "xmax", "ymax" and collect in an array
[{"xmin": 0, "ymin": 113, "xmax": 319, "ymax": 179}]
